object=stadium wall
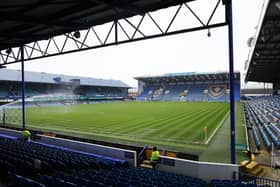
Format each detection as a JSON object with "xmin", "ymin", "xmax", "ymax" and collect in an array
[
  {"xmin": 0, "ymin": 127, "xmax": 22, "ymax": 138},
  {"xmin": 158, "ymin": 156, "xmax": 238, "ymax": 182}
]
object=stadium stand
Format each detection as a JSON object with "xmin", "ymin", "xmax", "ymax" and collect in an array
[
  {"xmin": 0, "ymin": 69, "xmax": 129, "ymax": 102},
  {"xmin": 0, "ymin": 135, "xmax": 211, "ymax": 187},
  {"xmin": 245, "ymin": 96, "xmax": 280, "ymax": 150},
  {"xmin": 0, "ymin": 85, "xmax": 8, "ymax": 99},
  {"xmin": 1, "ymin": 133, "xmax": 276, "ymax": 187},
  {"xmin": 186, "ymin": 84, "xmax": 206, "ymax": 101},
  {"xmin": 0, "ymin": 135, "xmax": 127, "ymax": 186},
  {"xmin": 162, "ymin": 85, "xmax": 188, "ymax": 101},
  {"xmin": 43, "ymin": 167, "xmax": 207, "ymax": 187},
  {"xmin": 135, "ymin": 72, "xmax": 240, "ymax": 102}
]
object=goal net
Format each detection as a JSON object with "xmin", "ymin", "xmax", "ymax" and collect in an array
[{"xmin": 0, "ymin": 100, "xmax": 22, "ymax": 127}]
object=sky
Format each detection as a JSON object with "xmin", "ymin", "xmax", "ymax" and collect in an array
[{"xmin": 7, "ymin": 0, "xmax": 265, "ymax": 88}]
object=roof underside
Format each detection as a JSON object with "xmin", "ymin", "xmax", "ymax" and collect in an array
[
  {"xmin": 245, "ymin": 0, "xmax": 280, "ymax": 83},
  {"xmin": 0, "ymin": 0, "xmax": 195, "ymax": 51},
  {"xmin": 135, "ymin": 72, "xmax": 240, "ymax": 83}
]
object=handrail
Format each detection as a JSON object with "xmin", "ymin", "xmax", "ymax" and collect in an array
[
  {"xmin": 137, "ymin": 145, "xmax": 148, "ymax": 166},
  {"xmin": 239, "ymin": 172, "xmax": 280, "ymax": 186}
]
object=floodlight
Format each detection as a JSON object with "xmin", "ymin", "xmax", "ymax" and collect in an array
[{"xmin": 73, "ymin": 31, "xmax": 81, "ymax": 39}]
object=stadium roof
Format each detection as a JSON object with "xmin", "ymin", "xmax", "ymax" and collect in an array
[
  {"xmin": 0, "ymin": 0, "xmax": 196, "ymax": 51},
  {"xmin": 245, "ymin": 0, "xmax": 280, "ymax": 83},
  {"xmin": 0, "ymin": 69, "xmax": 129, "ymax": 88},
  {"xmin": 135, "ymin": 72, "xmax": 240, "ymax": 83}
]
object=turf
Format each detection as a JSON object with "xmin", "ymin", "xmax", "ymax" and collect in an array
[
  {"xmin": 200, "ymin": 103, "xmax": 247, "ymax": 163},
  {"xmin": 23, "ymin": 102, "xmax": 229, "ymax": 153}
]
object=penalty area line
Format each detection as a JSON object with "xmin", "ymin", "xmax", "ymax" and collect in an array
[{"xmin": 205, "ymin": 111, "xmax": 230, "ymax": 145}]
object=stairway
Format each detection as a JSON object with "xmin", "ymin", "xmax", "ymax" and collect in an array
[
  {"xmin": 140, "ymin": 160, "xmax": 153, "ymax": 169},
  {"xmin": 246, "ymin": 161, "xmax": 266, "ymax": 177}
]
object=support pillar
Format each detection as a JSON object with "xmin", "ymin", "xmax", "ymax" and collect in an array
[
  {"xmin": 227, "ymin": 0, "xmax": 236, "ymax": 164},
  {"xmin": 20, "ymin": 46, "xmax": 26, "ymax": 130}
]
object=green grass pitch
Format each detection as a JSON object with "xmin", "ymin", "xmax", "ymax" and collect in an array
[{"xmin": 24, "ymin": 101, "xmax": 230, "ymax": 153}]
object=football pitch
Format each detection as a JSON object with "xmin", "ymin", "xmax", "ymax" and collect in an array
[{"xmin": 23, "ymin": 102, "xmax": 230, "ymax": 153}]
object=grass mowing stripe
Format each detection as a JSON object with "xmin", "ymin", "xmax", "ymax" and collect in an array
[
  {"xmin": 172, "ymin": 106, "xmax": 225, "ymax": 141},
  {"xmin": 168, "ymin": 104, "xmax": 225, "ymax": 138},
  {"xmin": 203, "ymin": 105, "xmax": 229, "ymax": 136},
  {"xmin": 99, "ymin": 104, "xmax": 189, "ymax": 133},
  {"xmin": 153, "ymin": 108, "xmax": 211, "ymax": 139},
  {"xmin": 132, "ymin": 108, "xmax": 210, "ymax": 136},
  {"xmin": 185, "ymin": 106, "xmax": 229, "ymax": 141},
  {"xmin": 164, "ymin": 105, "xmax": 216, "ymax": 131},
  {"xmin": 120, "ymin": 110, "xmax": 195, "ymax": 135},
  {"xmin": 104, "ymin": 113, "xmax": 181, "ymax": 133},
  {"xmin": 144, "ymin": 104, "xmax": 213, "ymax": 132},
  {"xmin": 145, "ymin": 108, "xmax": 208, "ymax": 133}
]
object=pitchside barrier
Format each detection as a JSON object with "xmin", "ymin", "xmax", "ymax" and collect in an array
[
  {"xmin": 157, "ymin": 155, "xmax": 239, "ymax": 182},
  {"xmin": 37, "ymin": 134, "xmax": 137, "ymax": 167},
  {"xmin": 0, "ymin": 127, "xmax": 23, "ymax": 138}
]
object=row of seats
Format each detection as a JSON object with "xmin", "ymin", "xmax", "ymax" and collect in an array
[
  {"xmin": 245, "ymin": 96, "xmax": 280, "ymax": 150},
  {"xmin": 249, "ymin": 97, "xmax": 280, "ymax": 148},
  {"xmin": 263, "ymin": 123, "xmax": 280, "ymax": 148},
  {"xmin": 40, "ymin": 167, "xmax": 206, "ymax": 187},
  {"xmin": 9, "ymin": 173, "xmax": 262, "ymax": 187},
  {"xmin": 0, "ymin": 136, "xmax": 127, "ymax": 185},
  {"xmin": 252, "ymin": 126, "xmax": 261, "ymax": 150},
  {"xmin": 79, "ymin": 87, "xmax": 126, "ymax": 97},
  {"xmin": 245, "ymin": 104, "xmax": 272, "ymax": 150},
  {"xmin": 0, "ymin": 84, "xmax": 126, "ymax": 100},
  {"xmin": 9, "ymin": 173, "xmax": 44, "ymax": 187}
]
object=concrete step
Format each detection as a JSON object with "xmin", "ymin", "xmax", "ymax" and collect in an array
[
  {"xmin": 142, "ymin": 160, "xmax": 151, "ymax": 164},
  {"xmin": 140, "ymin": 163, "xmax": 153, "ymax": 169},
  {"xmin": 246, "ymin": 161, "xmax": 258, "ymax": 171},
  {"xmin": 240, "ymin": 160, "xmax": 249, "ymax": 167},
  {"xmin": 257, "ymin": 169, "xmax": 266, "ymax": 177},
  {"xmin": 250, "ymin": 166, "xmax": 263, "ymax": 176}
]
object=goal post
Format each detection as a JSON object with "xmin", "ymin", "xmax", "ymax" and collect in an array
[{"xmin": 0, "ymin": 100, "xmax": 22, "ymax": 127}]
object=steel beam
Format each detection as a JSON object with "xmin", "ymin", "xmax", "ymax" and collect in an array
[
  {"xmin": 227, "ymin": 0, "xmax": 236, "ymax": 164},
  {"xmin": 0, "ymin": 0, "xmax": 227, "ymax": 65},
  {"xmin": 20, "ymin": 46, "xmax": 26, "ymax": 130}
]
